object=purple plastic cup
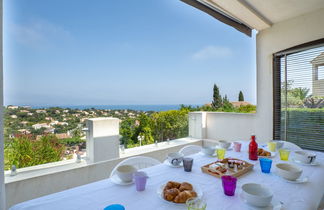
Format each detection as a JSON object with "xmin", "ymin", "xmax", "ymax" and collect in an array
[
  {"xmin": 233, "ymin": 142, "xmax": 242, "ymax": 152},
  {"xmin": 133, "ymin": 171, "xmax": 148, "ymax": 191},
  {"xmin": 221, "ymin": 175, "xmax": 237, "ymax": 196}
]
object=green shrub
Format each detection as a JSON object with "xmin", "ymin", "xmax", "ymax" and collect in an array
[{"xmin": 4, "ymin": 135, "xmax": 65, "ymax": 170}]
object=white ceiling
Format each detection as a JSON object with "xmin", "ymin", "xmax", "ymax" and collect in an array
[
  {"xmin": 246, "ymin": 0, "xmax": 324, "ymax": 24},
  {"xmin": 202, "ymin": 0, "xmax": 324, "ymax": 30}
]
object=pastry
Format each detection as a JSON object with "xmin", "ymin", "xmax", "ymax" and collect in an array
[
  {"xmin": 174, "ymin": 190, "xmax": 197, "ymax": 203},
  {"xmin": 179, "ymin": 182, "xmax": 193, "ymax": 191},
  {"xmin": 164, "ymin": 181, "xmax": 181, "ymax": 190},
  {"xmin": 163, "ymin": 188, "xmax": 180, "ymax": 201},
  {"xmin": 258, "ymin": 148, "xmax": 271, "ymax": 157}
]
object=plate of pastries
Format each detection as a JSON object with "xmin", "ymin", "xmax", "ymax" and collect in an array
[
  {"xmin": 258, "ymin": 148, "xmax": 275, "ymax": 158},
  {"xmin": 157, "ymin": 181, "xmax": 202, "ymax": 204}
]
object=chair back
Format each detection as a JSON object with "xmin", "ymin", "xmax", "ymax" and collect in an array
[
  {"xmin": 179, "ymin": 145, "xmax": 202, "ymax": 156},
  {"xmin": 110, "ymin": 156, "xmax": 161, "ymax": 178}
]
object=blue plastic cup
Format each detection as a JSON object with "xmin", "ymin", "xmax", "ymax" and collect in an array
[{"xmin": 259, "ymin": 158, "xmax": 272, "ymax": 173}]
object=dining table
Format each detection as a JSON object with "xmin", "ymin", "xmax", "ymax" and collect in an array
[{"xmin": 9, "ymin": 142, "xmax": 324, "ymax": 210}]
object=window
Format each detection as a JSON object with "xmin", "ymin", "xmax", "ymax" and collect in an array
[{"xmin": 273, "ymin": 39, "xmax": 324, "ymax": 151}]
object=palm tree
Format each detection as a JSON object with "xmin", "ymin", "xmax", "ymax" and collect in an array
[{"xmin": 291, "ymin": 87, "xmax": 310, "ymax": 100}]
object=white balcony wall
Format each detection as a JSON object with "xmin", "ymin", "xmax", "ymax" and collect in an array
[
  {"xmin": 255, "ymin": 7, "xmax": 324, "ymax": 142},
  {"xmin": 189, "ymin": 112, "xmax": 256, "ymax": 142},
  {"xmin": 206, "ymin": 112, "xmax": 256, "ymax": 141}
]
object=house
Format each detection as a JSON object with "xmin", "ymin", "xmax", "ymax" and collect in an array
[
  {"xmin": 36, "ymin": 110, "xmax": 46, "ymax": 114},
  {"xmin": 7, "ymin": 105, "xmax": 19, "ymax": 109},
  {"xmin": 55, "ymin": 133, "xmax": 71, "ymax": 139},
  {"xmin": 17, "ymin": 129, "xmax": 31, "ymax": 134},
  {"xmin": 10, "ymin": 115, "xmax": 17, "ymax": 119},
  {"xmin": 230, "ymin": 101, "xmax": 252, "ymax": 108},
  {"xmin": 311, "ymin": 52, "xmax": 324, "ymax": 97},
  {"xmin": 32, "ymin": 123, "xmax": 51, "ymax": 130}
]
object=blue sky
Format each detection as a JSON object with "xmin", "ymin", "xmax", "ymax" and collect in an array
[{"xmin": 4, "ymin": 0, "xmax": 256, "ymax": 106}]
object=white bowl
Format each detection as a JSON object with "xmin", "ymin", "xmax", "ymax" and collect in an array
[
  {"xmin": 275, "ymin": 163, "xmax": 302, "ymax": 181},
  {"xmin": 202, "ymin": 146, "xmax": 215, "ymax": 156},
  {"xmin": 218, "ymin": 140, "xmax": 231, "ymax": 149},
  {"xmin": 294, "ymin": 151, "xmax": 316, "ymax": 164},
  {"xmin": 167, "ymin": 152, "xmax": 184, "ymax": 167},
  {"xmin": 116, "ymin": 165, "xmax": 137, "ymax": 182},
  {"xmin": 275, "ymin": 141, "xmax": 284, "ymax": 149},
  {"xmin": 242, "ymin": 183, "xmax": 273, "ymax": 207}
]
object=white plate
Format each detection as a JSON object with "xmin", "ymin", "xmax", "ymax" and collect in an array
[
  {"xmin": 292, "ymin": 158, "xmax": 320, "ymax": 166},
  {"xmin": 259, "ymin": 151, "xmax": 276, "ymax": 159},
  {"xmin": 157, "ymin": 182, "xmax": 203, "ymax": 205},
  {"xmin": 110, "ymin": 174, "xmax": 134, "ymax": 185},
  {"xmin": 240, "ymin": 193, "xmax": 283, "ymax": 210},
  {"xmin": 285, "ymin": 176, "xmax": 308, "ymax": 184},
  {"xmin": 274, "ymin": 172, "xmax": 308, "ymax": 184},
  {"xmin": 199, "ymin": 152, "xmax": 217, "ymax": 157},
  {"xmin": 163, "ymin": 159, "xmax": 183, "ymax": 168}
]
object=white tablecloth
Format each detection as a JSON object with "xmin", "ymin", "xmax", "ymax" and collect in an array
[{"xmin": 10, "ymin": 145, "xmax": 324, "ymax": 210}]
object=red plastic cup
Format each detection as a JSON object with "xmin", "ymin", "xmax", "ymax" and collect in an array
[{"xmin": 221, "ymin": 175, "xmax": 237, "ymax": 196}]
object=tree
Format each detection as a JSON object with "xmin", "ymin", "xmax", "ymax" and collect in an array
[
  {"xmin": 238, "ymin": 91, "xmax": 244, "ymax": 101},
  {"xmin": 291, "ymin": 87, "xmax": 309, "ymax": 100},
  {"xmin": 212, "ymin": 84, "xmax": 222, "ymax": 109}
]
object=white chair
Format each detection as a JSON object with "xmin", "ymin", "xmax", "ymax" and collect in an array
[
  {"xmin": 179, "ymin": 145, "xmax": 202, "ymax": 156},
  {"xmin": 283, "ymin": 141, "xmax": 302, "ymax": 151},
  {"xmin": 110, "ymin": 156, "xmax": 161, "ymax": 178}
]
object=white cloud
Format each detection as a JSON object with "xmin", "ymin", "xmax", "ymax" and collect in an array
[
  {"xmin": 9, "ymin": 18, "xmax": 72, "ymax": 48},
  {"xmin": 192, "ymin": 46, "xmax": 232, "ymax": 60}
]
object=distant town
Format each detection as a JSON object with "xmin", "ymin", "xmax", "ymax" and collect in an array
[{"xmin": 4, "ymin": 105, "xmax": 148, "ymax": 159}]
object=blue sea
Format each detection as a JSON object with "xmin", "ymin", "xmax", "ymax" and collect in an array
[{"xmin": 31, "ymin": 104, "xmax": 201, "ymax": 112}]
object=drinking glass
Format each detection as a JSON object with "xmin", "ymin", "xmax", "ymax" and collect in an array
[
  {"xmin": 233, "ymin": 142, "xmax": 242, "ymax": 152},
  {"xmin": 217, "ymin": 148, "xmax": 226, "ymax": 160},
  {"xmin": 186, "ymin": 198, "xmax": 207, "ymax": 210},
  {"xmin": 221, "ymin": 175, "xmax": 237, "ymax": 196},
  {"xmin": 279, "ymin": 149, "xmax": 290, "ymax": 161},
  {"xmin": 133, "ymin": 171, "xmax": 148, "ymax": 191},
  {"xmin": 259, "ymin": 158, "xmax": 272, "ymax": 173},
  {"xmin": 183, "ymin": 158, "xmax": 194, "ymax": 172},
  {"xmin": 267, "ymin": 142, "xmax": 277, "ymax": 152}
]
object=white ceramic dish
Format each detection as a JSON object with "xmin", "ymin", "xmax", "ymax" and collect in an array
[
  {"xmin": 110, "ymin": 174, "xmax": 134, "ymax": 185},
  {"xmin": 241, "ymin": 183, "xmax": 273, "ymax": 207},
  {"xmin": 218, "ymin": 140, "xmax": 231, "ymax": 150},
  {"xmin": 163, "ymin": 159, "xmax": 183, "ymax": 168},
  {"xmin": 167, "ymin": 152, "xmax": 184, "ymax": 167},
  {"xmin": 292, "ymin": 158, "xmax": 319, "ymax": 166},
  {"xmin": 240, "ymin": 193, "xmax": 283, "ymax": 210},
  {"xmin": 201, "ymin": 146, "xmax": 216, "ymax": 156},
  {"xmin": 199, "ymin": 151, "xmax": 216, "ymax": 157},
  {"xmin": 116, "ymin": 165, "xmax": 137, "ymax": 182},
  {"xmin": 294, "ymin": 151, "xmax": 316, "ymax": 164},
  {"xmin": 275, "ymin": 163, "xmax": 302, "ymax": 181},
  {"xmin": 285, "ymin": 176, "xmax": 308, "ymax": 184},
  {"xmin": 157, "ymin": 183, "xmax": 203, "ymax": 205},
  {"xmin": 259, "ymin": 151, "xmax": 276, "ymax": 159}
]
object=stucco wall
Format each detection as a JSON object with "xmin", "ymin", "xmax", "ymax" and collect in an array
[
  {"xmin": 206, "ymin": 112, "xmax": 256, "ymax": 141},
  {"xmin": 255, "ymin": 8, "xmax": 324, "ymax": 142}
]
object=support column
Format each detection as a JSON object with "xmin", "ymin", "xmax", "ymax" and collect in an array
[
  {"xmin": 188, "ymin": 112, "xmax": 207, "ymax": 139},
  {"xmin": 86, "ymin": 118, "xmax": 120, "ymax": 163}
]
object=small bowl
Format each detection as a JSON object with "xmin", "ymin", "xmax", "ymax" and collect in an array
[
  {"xmin": 294, "ymin": 151, "xmax": 316, "ymax": 164},
  {"xmin": 242, "ymin": 183, "xmax": 273, "ymax": 207},
  {"xmin": 275, "ymin": 141, "xmax": 284, "ymax": 149},
  {"xmin": 202, "ymin": 146, "xmax": 215, "ymax": 156},
  {"xmin": 167, "ymin": 152, "xmax": 184, "ymax": 166},
  {"xmin": 275, "ymin": 163, "xmax": 302, "ymax": 181},
  {"xmin": 218, "ymin": 140, "xmax": 231, "ymax": 150},
  {"xmin": 116, "ymin": 165, "xmax": 137, "ymax": 182}
]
